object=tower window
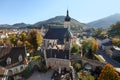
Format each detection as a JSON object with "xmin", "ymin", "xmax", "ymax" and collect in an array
[
  {"xmin": 20, "ymin": 66, "xmax": 23, "ymax": 70},
  {"xmin": 18, "ymin": 55, "xmax": 23, "ymax": 62},
  {"xmin": 66, "ymin": 38, "xmax": 69, "ymax": 41},
  {"xmin": 6, "ymin": 57, "xmax": 11, "ymax": 65}
]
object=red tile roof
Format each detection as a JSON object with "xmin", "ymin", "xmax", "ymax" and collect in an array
[{"xmin": 0, "ymin": 67, "xmax": 5, "ymax": 75}]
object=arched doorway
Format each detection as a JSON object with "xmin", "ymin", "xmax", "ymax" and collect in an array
[
  {"xmin": 8, "ymin": 70, "xmax": 14, "ymax": 80},
  {"xmin": 33, "ymin": 65, "xmax": 40, "ymax": 72},
  {"xmin": 8, "ymin": 76, "xmax": 14, "ymax": 80}
]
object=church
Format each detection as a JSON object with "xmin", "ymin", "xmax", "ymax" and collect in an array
[{"xmin": 43, "ymin": 10, "xmax": 73, "ymax": 71}]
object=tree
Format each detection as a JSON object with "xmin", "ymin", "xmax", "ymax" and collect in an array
[
  {"xmin": 98, "ymin": 64, "xmax": 120, "ymax": 80},
  {"xmin": 17, "ymin": 40, "xmax": 23, "ymax": 46},
  {"xmin": 36, "ymin": 32, "xmax": 43, "ymax": 47},
  {"xmin": 93, "ymin": 28, "xmax": 107, "ymax": 38},
  {"xmin": 19, "ymin": 32, "xmax": 27, "ymax": 42},
  {"xmin": 82, "ymin": 38, "xmax": 99, "ymax": 53},
  {"xmin": 82, "ymin": 38, "xmax": 92, "ymax": 57},
  {"xmin": 91, "ymin": 39, "xmax": 99, "ymax": 53},
  {"xmin": 74, "ymin": 63, "xmax": 81, "ymax": 72},
  {"xmin": 3, "ymin": 38, "xmax": 12, "ymax": 46},
  {"xmin": 71, "ymin": 44, "xmax": 80, "ymax": 54},
  {"xmin": 0, "ymin": 38, "xmax": 4, "ymax": 46},
  {"xmin": 108, "ymin": 22, "xmax": 120, "ymax": 37},
  {"xmin": 111, "ymin": 37, "xmax": 120, "ymax": 47},
  {"xmin": 9, "ymin": 34, "xmax": 18, "ymax": 46},
  {"xmin": 27, "ymin": 30, "xmax": 43, "ymax": 52},
  {"xmin": 82, "ymin": 38, "xmax": 99, "ymax": 59}
]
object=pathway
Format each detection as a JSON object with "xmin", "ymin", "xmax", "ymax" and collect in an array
[{"xmin": 27, "ymin": 70, "xmax": 53, "ymax": 80}]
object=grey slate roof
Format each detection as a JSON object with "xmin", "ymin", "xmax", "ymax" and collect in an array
[
  {"xmin": 0, "ymin": 47, "xmax": 26, "ymax": 68},
  {"xmin": 46, "ymin": 49, "xmax": 69, "ymax": 59},
  {"xmin": 102, "ymin": 41, "xmax": 112, "ymax": 46},
  {"xmin": 44, "ymin": 28, "xmax": 68, "ymax": 39},
  {"xmin": 44, "ymin": 28, "xmax": 72, "ymax": 44}
]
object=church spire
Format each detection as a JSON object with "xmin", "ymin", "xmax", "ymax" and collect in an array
[
  {"xmin": 65, "ymin": 10, "xmax": 71, "ymax": 21},
  {"xmin": 67, "ymin": 10, "xmax": 69, "ymax": 16},
  {"xmin": 64, "ymin": 10, "xmax": 71, "ymax": 30}
]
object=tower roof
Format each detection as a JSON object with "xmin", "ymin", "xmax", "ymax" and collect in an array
[{"xmin": 65, "ymin": 10, "xmax": 71, "ymax": 21}]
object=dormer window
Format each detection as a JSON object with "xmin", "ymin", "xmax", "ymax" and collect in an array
[
  {"xmin": 6, "ymin": 57, "xmax": 11, "ymax": 65},
  {"xmin": 18, "ymin": 55, "xmax": 23, "ymax": 62}
]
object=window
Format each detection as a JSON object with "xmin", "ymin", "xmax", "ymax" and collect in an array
[
  {"xmin": 15, "ymin": 68, "xmax": 18, "ymax": 73},
  {"xmin": 18, "ymin": 55, "xmax": 23, "ymax": 62},
  {"xmin": 66, "ymin": 37, "xmax": 69, "ymax": 42},
  {"xmin": 20, "ymin": 66, "xmax": 23, "ymax": 70},
  {"xmin": 6, "ymin": 57, "xmax": 11, "ymax": 65}
]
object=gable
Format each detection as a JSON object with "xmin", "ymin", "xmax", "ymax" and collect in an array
[{"xmin": 0, "ymin": 47, "xmax": 26, "ymax": 67}]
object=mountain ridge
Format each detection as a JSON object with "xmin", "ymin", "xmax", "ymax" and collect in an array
[
  {"xmin": 1, "ymin": 13, "xmax": 120, "ymax": 29},
  {"xmin": 0, "ymin": 16, "xmax": 88, "ymax": 30},
  {"xmin": 87, "ymin": 13, "xmax": 120, "ymax": 28},
  {"xmin": 33, "ymin": 16, "xmax": 88, "ymax": 29}
]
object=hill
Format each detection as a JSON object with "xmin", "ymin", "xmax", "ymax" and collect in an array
[
  {"xmin": 0, "ymin": 23, "xmax": 29, "ymax": 29},
  {"xmin": 0, "ymin": 16, "xmax": 88, "ymax": 30},
  {"xmin": 12, "ymin": 23, "xmax": 30, "ymax": 29},
  {"xmin": 30, "ymin": 16, "xmax": 88, "ymax": 30},
  {"xmin": 87, "ymin": 13, "xmax": 120, "ymax": 28}
]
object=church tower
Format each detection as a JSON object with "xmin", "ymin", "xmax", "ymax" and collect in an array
[{"xmin": 64, "ymin": 10, "xmax": 71, "ymax": 30}]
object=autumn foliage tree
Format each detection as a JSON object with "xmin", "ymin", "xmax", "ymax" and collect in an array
[
  {"xmin": 82, "ymin": 38, "xmax": 99, "ymax": 52},
  {"xmin": 91, "ymin": 38, "xmax": 99, "ymax": 53},
  {"xmin": 10, "ymin": 34, "xmax": 18, "ymax": 46},
  {"xmin": 19, "ymin": 32, "xmax": 27, "ymax": 42},
  {"xmin": 27, "ymin": 29, "xmax": 43, "ymax": 52},
  {"xmin": 0, "ymin": 29, "xmax": 43, "ymax": 55},
  {"xmin": 4, "ymin": 38, "xmax": 12, "ymax": 46},
  {"xmin": 82, "ymin": 38, "xmax": 99, "ymax": 57},
  {"xmin": 98, "ymin": 64, "xmax": 120, "ymax": 80},
  {"xmin": 111, "ymin": 37, "xmax": 120, "ymax": 47}
]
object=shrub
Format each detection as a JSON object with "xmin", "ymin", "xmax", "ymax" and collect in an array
[
  {"xmin": 20, "ymin": 66, "xmax": 33, "ymax": 79},
  {"xmin": 71, "ymin": 44, "xmax": 80, "ymax": 54}
]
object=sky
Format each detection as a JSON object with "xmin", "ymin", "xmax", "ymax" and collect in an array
[{"xmin": 0, "ymin": 0, "xmax": 120, "ymax": 24}]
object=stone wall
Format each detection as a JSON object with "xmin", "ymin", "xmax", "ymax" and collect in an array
[{"xmin": 46, "ymin": 58, "xmax": 71, "ymax": 70}]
